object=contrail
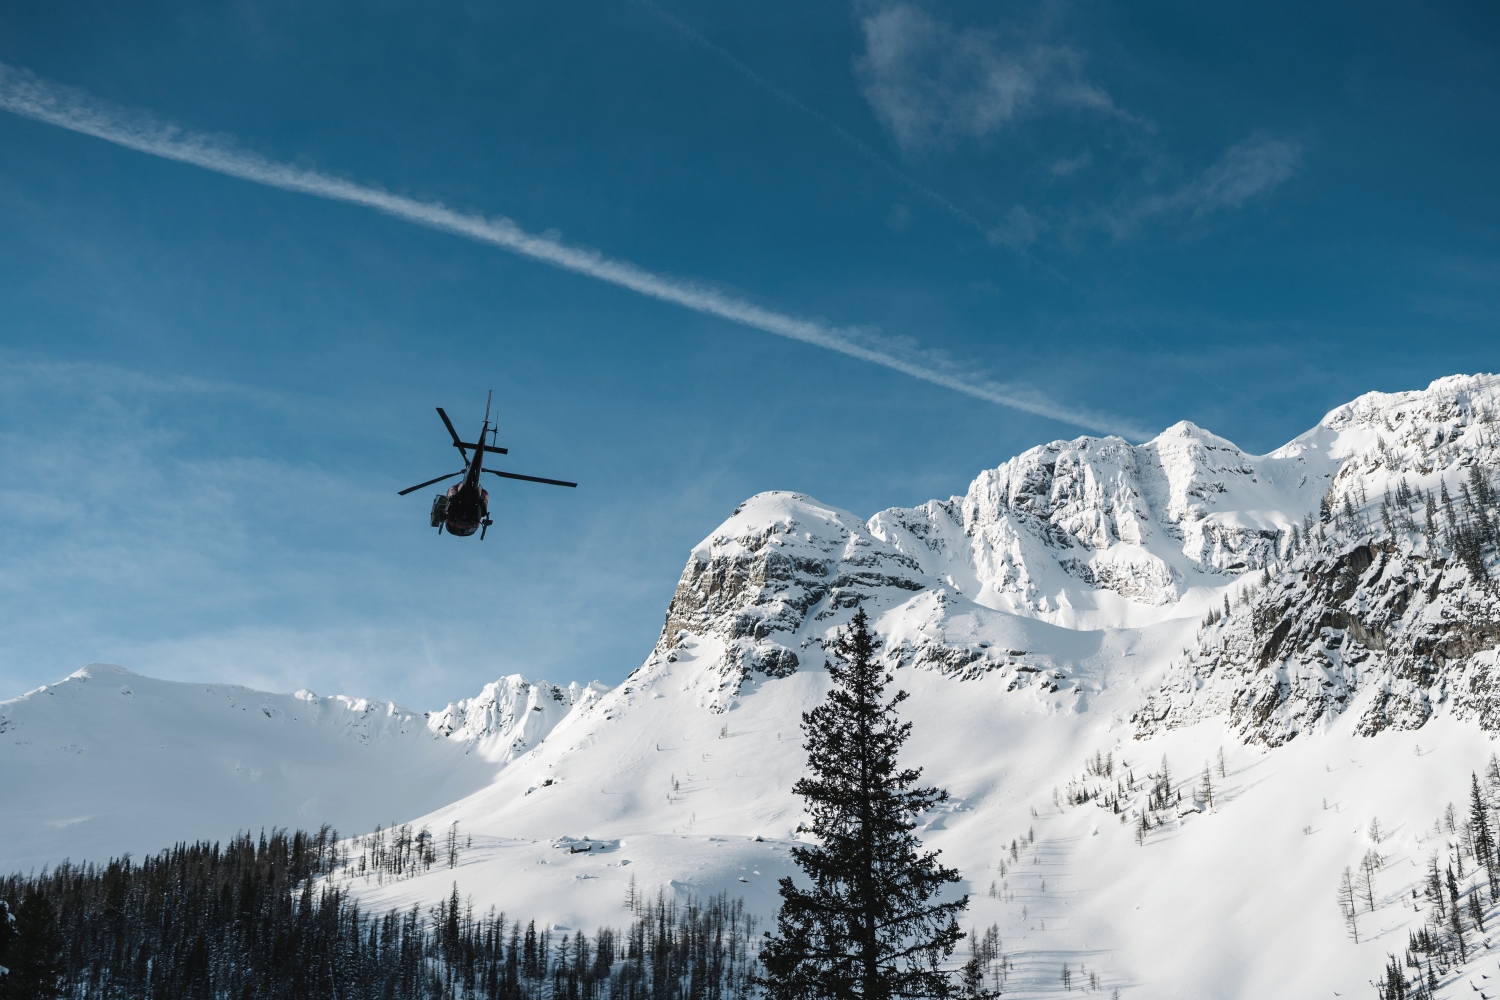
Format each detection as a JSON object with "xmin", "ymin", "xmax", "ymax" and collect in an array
[
  {"xmin": 632, "ymin": 0, "xmax": 998, "ymax": 241},
  {"xmin": 0, "ymin": 62, "xmax": 1148, "ymax": 438}
]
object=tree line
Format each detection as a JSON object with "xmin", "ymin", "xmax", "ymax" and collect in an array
[{"xmin": 0, "ymin": 829, "xmax": 759, "ymax": 1000}]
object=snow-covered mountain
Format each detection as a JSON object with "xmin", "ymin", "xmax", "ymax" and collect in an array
[
  {"xmin": 1141, "ymin": 374, "xmax": 1500, "ymax": 744},
  {"xmin": 0, "ymin": 663, "xmax": 600, "ymax": 870},
  {"xmin": 657, "ymin": 374, "xmax": 1500, "ymax": 743},
  {"xmin": 8, "ymin": 373, "xmax": 1500, "ymax": 998}
]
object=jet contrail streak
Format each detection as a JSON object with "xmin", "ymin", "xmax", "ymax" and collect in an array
[
  {"xmin": 632, "ymin": 0, "xmax": 997, "ymax": 241},
  {"xmin": 0, "ymin": 62, "xmax": 1148, "ymax": 438}
]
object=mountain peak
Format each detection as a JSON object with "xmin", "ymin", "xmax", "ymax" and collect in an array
[
  {"xmin": 69, "ymin": 662, "xmax": 137, "ymax": 681},
  {"xmin": 1149, "ymin": 419, "xmax": 1245, "ymax": 452}
]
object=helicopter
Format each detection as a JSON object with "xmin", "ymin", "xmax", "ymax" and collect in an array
[{"xmin": 398, "ymin": 392, "xmax": 576, "ymax": 539}]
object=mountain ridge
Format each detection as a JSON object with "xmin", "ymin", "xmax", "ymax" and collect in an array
[
  {"xmin": 0, "ymin": 662, "xmax": 596, "ymax": 870},
  {"xmin": 8, "ymin": 373, "xmax": 1500, "ymax": 997}
]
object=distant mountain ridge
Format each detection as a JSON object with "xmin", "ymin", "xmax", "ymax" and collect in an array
[{"xmin": 0, "ymin": 663, "xmax": 592, "ymax": 869}]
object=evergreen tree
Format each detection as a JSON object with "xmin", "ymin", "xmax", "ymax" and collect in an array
[
  {"xmin": 1426, "ymin": 855, "xmax": 1446, "ymax": 921},
  {"xmin": 0, "ymin": 890, "xmax": 64, "ymax": 999},
  {"xmin": 1446, "ymin": 866, "xmax": 1467, "ymax": 962},
  {"xmin": 1381, "ymin": 953, "xmax": 1409, "ymax": 1000},
  {"xmin": 1469, "ymin": 772, "xmax": 1498, "ymax": 900},
  {"xmin": 0, "ymin": 901, "xmax": 14, "ymax": 984},
  {"xmin": 760, "ymin": 609, "xmax": 968, "ymax": 1000}
]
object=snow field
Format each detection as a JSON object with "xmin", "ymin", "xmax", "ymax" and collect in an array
[{"xmin": 0, "ymin": 664, "xmax": 581, "ymax": 871}]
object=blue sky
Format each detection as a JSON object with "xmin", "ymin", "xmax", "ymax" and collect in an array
[{"xmin": 1, "ymin": 1, "xmax": 1497, "ymax": 707}]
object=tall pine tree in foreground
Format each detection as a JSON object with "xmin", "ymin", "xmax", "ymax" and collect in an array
[{"xmin": 761, "ymin": 609, "xmax": 968, "ymax": 1000}]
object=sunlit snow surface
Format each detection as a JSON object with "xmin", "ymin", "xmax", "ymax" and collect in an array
[
  {"xmin": 353, "ymin": 660, "xmax": 1499, "ymax": 999},
  {"xmin": 8, "ymin": 373, "xmax": 1500, "ymax": 998},
  {"xmin": 0, "ymin": 666, "xmax": 598, "ymax": 869}
]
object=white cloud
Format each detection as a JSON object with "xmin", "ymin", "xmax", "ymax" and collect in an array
[
  {"xmin": 1049, "ymin": 149, "xmax": 1093, "ymax": 177},
  {"xmin": 987, "ymin": 205, "xmax": 1046, "ymax": 251},
  {"xmin": 856, "ymin": 3, "xmax": 1115, "ymax": 152},
  {"xmin": 1107, "ymin": 134, "xmax": 1303, "ymax": 235},
  {"xmin": 1180, "ymin": 135, "xmax": 1303, "ymax": 215}
]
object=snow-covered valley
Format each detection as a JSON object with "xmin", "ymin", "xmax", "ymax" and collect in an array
[{"xmin": 9, "ymin": 373, "xmax": 1500, "ymax": 998}]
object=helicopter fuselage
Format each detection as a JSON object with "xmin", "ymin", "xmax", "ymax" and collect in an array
[{"xmin": 437, "ymin": 480, "xmax": 489, "ymax": 537}]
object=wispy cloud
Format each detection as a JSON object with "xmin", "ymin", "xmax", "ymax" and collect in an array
[
  {"xmin": 1049, "ymin": 149, "xmax": 1093, "ymax": 177},
  {"xmin": 987, "ymin": 205, "xmax": 1046, "ymax": 252},
  {"xmin": 856, "ymin": 3, "xmax": 1117, "ymax": 153},
  {"xmin": 633, "ymin": 0, "xmax": 996, "ymax": 242},
  {"xmin": 0, "ymin": 61, "xmax": 1148, "ymax": 439},
  {"xmin": 852, "ymin": 7, "xmax": 1302, "ymax": 247},
  {"xmin": 1106, "ymin": 134, "xmax": 1303, "ymax": 236}
]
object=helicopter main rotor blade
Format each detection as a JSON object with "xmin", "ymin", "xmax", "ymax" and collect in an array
[
  {"xmin": 398, "ymin": 471, "xmax": 465, "ymax": 496},
  {"xmin": 484, "ymin": 468, "xmax": 578, "ymax": 488},
  {"xmin": 436, "ymin": 408, "xmax": 469, "ymax": 461}
]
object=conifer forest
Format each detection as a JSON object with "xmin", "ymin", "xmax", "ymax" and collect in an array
[{"xmin": 0, "ymin": 828, "xmax": 760, "ymax": 1000}]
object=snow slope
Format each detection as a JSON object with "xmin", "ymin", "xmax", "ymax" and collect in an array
[
  {"xmin": 8, "ymin": 373, "xmax": 1500, "ymax": 998},
  {"xmin": 0, "ymin": 664, "xmax": 601, "ymax": 870},
  {"xmin": 346, "ymin": 645, "xmax": 1499, "ymax": 999}
]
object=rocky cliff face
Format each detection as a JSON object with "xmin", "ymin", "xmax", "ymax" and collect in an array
[
  {"xmin": 643, "ymin": 491, "xmax": 1096, "ymax": 711},
  {"xmin": 425, "ymin": 675, "xmax": 607, "ymax": 760},
  {"xmin": 646, "ymin": 374, "xmax": 1500, "ymax": 740},
  {"xmin": 1137, "ymin": 375, "xmax": 1500, "ymax": 744}
]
